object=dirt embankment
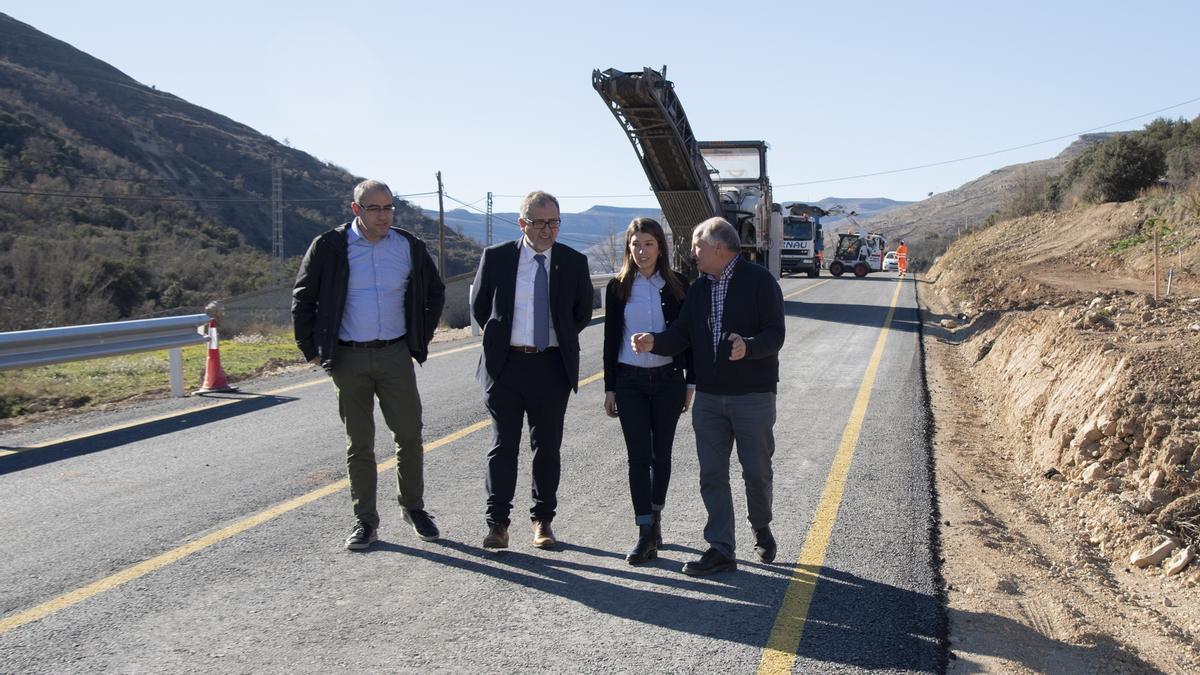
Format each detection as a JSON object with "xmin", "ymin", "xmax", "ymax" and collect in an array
[{"xmin": 922, "ymin": 190, "xmax": 1200, "ymax": 670}]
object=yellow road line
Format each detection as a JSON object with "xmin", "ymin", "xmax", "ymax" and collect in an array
[
  {"xmin": 0, "ymin": 370, "xmax": 601, "ymax": 635},
  {"xmin": 6, "ymin": 341, "xmax": 481, "ymax": 452},
  {"xmin": 783, "ymin": 278, "xmax": 832, "ymax": 300},
  {"xmin": 758, "ymin": 279, "xmax": 904, "ymax": 674}
]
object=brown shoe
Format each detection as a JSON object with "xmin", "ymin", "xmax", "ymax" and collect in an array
[
  {"xmin": 482, "ymin": 523, "xmax": 509, "ymax": 549},
  {"xmin": 531, "ymin": 519, "xmax": 556, "ymax": 549}
]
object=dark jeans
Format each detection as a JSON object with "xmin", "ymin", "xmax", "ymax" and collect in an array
[
  {"xmin": 691, "ymin": 391, "xmax": 776, "ymax": 559},
  {"xmin": 614, "ymin": 363, "xmax": 687, "ymax": 526},
  {"xmin": 483, "ymin": 350, "xmax": 572, "ymax": 526},
  {"xmin": 329, "ymin": 340, "xmax": 424, "ymax": 528}
]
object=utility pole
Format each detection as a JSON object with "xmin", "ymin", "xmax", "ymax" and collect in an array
[
  {"xmin": 486, "ymin": 191, "xmax": 493, "ymax": 245},
  {"xmin": 271, "ymin": 156, "xmax": 283, "ymax": 287},
  {"xmin": 437, "ymin": 171, "xmax": 446, "ymax": 273}
]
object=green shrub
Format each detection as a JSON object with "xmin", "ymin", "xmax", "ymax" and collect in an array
[{"xmin": 1083, "ymin": 136, "xmax": 1165, "ymax": 202}]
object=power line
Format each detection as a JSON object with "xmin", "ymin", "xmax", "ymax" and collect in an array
[
  {"xmin": 442, "ymin": 192, "xmax": 597, "ymax": 248},
  {"xmin": 0, "ymin": 187, "xmax": 437, "ymax": 203},
  {"xmin": 483, "ymin": 94, "xmax": 1200, "ymax": 193},
  {"xmin": 774, "ymin": 94, "xmax": 1200, "ymax": 187}
]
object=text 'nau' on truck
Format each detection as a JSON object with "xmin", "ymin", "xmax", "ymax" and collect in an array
[
  {"xmin": 592, "ymin": 66, "xmax": 783, "ymax": 279},
  {"xmin": 779, "ymin": 202, "xmax": 826, "ymax": 277}
]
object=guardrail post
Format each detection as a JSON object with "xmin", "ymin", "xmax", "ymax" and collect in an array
[
  {"xmin": 469, "ymin": 284, "xmax": 479, "ymax": 337},
  {"xmin": 168, "ymin": 348, "xmax": 184, "ymax": 398}
]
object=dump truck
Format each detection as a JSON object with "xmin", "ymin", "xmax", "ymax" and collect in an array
[{"xmin": 780, "ymin": 202, "xmax": 826, "ymax": 277}]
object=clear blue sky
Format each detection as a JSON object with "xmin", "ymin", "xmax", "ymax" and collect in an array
[{"xmin": 11, "ymin": 1, "xmax": 1200, "ymax": 214}]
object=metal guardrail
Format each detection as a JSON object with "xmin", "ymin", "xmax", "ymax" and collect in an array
[{"xmin": 0, "ymin": 314, "xmax": 211, "ymax": 398}]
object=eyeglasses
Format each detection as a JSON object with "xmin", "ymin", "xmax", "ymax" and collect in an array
[
  {"xmin": 524, "ymin": 218, "xmax": 561, "ymax": 231},
  {"xmin": 356, "ymin": 203, "xmax": 396, "ymax": 214}
]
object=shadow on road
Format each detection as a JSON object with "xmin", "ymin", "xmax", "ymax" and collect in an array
[
  {"xmin": 785, "ymin": 299, "xmax": 922, "ymax": 335},
  {"xmin": 0, "ymin": 393, "xmax": 298, "ymax": 475},
  {"xmin": 377, "ymin": 539, "xmax": 954, "ymax": 670}
]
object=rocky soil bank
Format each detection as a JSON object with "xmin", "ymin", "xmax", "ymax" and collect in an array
[{"xmin": 923, "ymin": 190, "xmax": 1200, "ymax": 669}]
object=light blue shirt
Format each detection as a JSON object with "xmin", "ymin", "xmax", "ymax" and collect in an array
[
  {"xmin": 619, "ymin": 272, "xmax": 672, "ymax": 369},
  {"xmin": 338, "ymin": 222, "xmax": 410, "ymax": 342}
]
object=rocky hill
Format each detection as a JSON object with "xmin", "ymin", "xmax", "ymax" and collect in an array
[
  {"xmin": 0, "ymin": 13, "xmax": 478, "ymax": 330},
  {"xmin": 850, "ymin": 134, "xmax": 1126, "ymax": 259}
]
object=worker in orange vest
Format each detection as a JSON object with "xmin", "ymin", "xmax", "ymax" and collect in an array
[{"xmin": 896, "ymin": 241, "xmax": 908, "ymax": 277}]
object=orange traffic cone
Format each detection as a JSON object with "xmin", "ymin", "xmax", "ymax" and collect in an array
[{"xmin": 195, "ymin": 319, "xmax": 237, "ymax": 394}]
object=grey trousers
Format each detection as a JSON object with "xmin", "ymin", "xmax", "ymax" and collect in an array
[
  {"xmin": 691, "ymin": 391, "xmax": 776, "ymax": 558},
  {"xmin": 330, "ymin": 340, "xmax": 424, "ymax": 527}
]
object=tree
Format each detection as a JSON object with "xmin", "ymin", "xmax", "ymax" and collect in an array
[{"xmin": 1084, "ymin": 136, "xmax": 1165, "ymax": 203}]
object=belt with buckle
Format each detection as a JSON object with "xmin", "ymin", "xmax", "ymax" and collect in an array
[
  {"xmin": 337, "ymin": 336, "xmax": 405, "ymax": 349},
  {"xmin": 510, "ymin": 345, "xmax": 557, "ymax": 353}
]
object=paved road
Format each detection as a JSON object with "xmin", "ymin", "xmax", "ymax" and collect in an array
[{"xmin": 0, "ymin": 273, "xmax": 943, "ymax": 673}]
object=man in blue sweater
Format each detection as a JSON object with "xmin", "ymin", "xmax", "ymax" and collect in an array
[{"xmin": 631, "ymin": 217, "xmax": 785, "ymax": 575}]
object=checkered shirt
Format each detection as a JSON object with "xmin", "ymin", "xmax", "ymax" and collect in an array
[{"xmin": 708, "ymin": 256, "xmax": 738, "ymax": 357}]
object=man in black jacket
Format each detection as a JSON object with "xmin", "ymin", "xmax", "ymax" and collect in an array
[
  {"xmin": 632, "ymin": 217, "xmax": 785, "ymax": 575},
  {"xmin": 293, "ymin": 179, "xmax": 446, "ymax": 551}
]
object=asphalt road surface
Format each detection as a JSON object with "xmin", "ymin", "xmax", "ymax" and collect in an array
[{"xmin": 0, "ymin": 273, "xmax": 944, "ymax": 674}]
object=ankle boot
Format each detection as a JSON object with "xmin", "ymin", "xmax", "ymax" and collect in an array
[
  {"xmin": 626, "ymin": 525, "xmax": 657, "ymax": 564},
  {"xmin": 651, "ymin": 511, "xmax": 663, "ymax": 548}
]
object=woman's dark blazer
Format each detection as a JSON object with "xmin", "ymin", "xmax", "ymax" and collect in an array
[{"xmin": 602, "ymin": 270, "xmax": 693, "ymax": 392}]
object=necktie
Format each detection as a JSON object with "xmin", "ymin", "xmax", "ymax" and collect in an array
[{"xmin": 533, "ymin": 254, "xmax": 549, "ymax": 351}]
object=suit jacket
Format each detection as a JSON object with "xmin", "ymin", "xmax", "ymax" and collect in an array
[
  {"xmin": 471, "ymin": 239, "xmax": 593, "ymax": 392},
  {"xmin": 651, "ymin": 257, "xmax": 784, "ymax": 394}
]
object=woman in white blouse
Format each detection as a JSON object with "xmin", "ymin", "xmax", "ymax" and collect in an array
[{"xmin": 602, "ymin": 218, "xmax": 693, "ymax": 564}]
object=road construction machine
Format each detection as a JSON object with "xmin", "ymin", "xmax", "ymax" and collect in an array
[{"xmin": 592, "ymin": 67, "xmax": 783, "ymax": 278}]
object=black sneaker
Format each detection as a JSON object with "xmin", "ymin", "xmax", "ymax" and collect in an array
[
  {"xmin": 682, "ymin": 548, "xmax": 737, "ymax": 577},
  {"xmin": 753, "ymin": 526, "xmax": 777, "ymax": 563},
  {"xmin": 403, "ymin": 509, "xmax": 440, "ymax": 542},
  {"xmin": 345, "ymin": 522, "xmax": 377, "ymax": 551}
]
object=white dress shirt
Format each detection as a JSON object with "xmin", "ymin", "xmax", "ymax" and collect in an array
[
  {"xmin": 510, "ymin": 240, "xmax": 559, "ymax": 348},
  {"xmin": 619, "ymin": 272, "xmax": 672, "ymax": 368}
]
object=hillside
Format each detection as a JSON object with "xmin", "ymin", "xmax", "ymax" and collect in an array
[
  {"xmin": 0, "ymin": 13, "xmax": 478, "ymax": 331},
  {"xmin": 849, "ymin": 134, "xmax": 1124, "ymax": 263},
  {"xmin": 429, "ymin": 204, "xmax": 662, "ymax": 250},
  {"xmin": 922, "ymin": 187, "xmax": 1200, "ymax": 669}
]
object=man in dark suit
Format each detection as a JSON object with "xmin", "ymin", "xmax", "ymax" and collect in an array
[
  {"xmin": 470, "ymin": 191, "xmax": 593, "ymax": 550},
  {"xmin": 632, "ymin": 217, "xmax": 785, "ymax": 576}
]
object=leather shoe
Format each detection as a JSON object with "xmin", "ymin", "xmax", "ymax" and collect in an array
[
  {"xmin": 482, "ymin": 523, "xmax": 509, "ymax": 549},
  {"xmin": 651, "ymin": 511, "xmax": 663, "ymax": 548},
  {"xmin": 753, "ymin": 526, "xmax": 777, "ymax": 563},
  {"xmin": 531, "ymin": 519, "xmax": 556, "ymax": 549},
  {"xmin": 682, "ymin": 548, "xmax": 737, "ymax": 576},
  {"xmin": 626, "ymin": 525, "xmax": 657, "ymax": 564}
]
